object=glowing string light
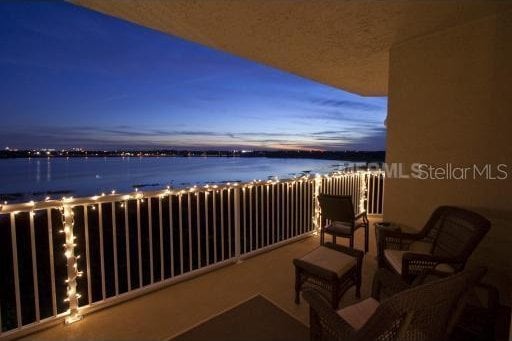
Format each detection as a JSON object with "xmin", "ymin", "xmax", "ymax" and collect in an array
[
  {"xmin": 312, "ymin": 173, "xmax": 322, "ymax": 234},
  {"xmin": 61, "ymin": 203, "xmax": 82, "ymax": 324},
  {"xmin": 0, "ymin": 168, "xmax": 383, "ymax": 328}
]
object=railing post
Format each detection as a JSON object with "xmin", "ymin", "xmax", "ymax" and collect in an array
[
  {"xmin": 359, "ymin": 172, "xmax": 369, "ymax": 214},
  {"xmin": 233, "ymin": 186, "xmax": 241, "ymax": 262},
  {"xmin": 62, "ymin": 200, "xmax": 82, "ymax": 324},
  {"xmin": 380, "ymin": 170, "xmax": 385, "ymax": 215},
  {"xmin": 312, "ymin": 174, "xmax": 322, "ymax": 235}
]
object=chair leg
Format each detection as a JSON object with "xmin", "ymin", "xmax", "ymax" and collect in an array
[
  {"xmin": 349, "ymin": 236, "xmax": 354, "ymax": 248},
  {"xmin": 295, "ymin": 268, "xmax": 301, "ymax": 304},
  {"xmin": 331, "ymin": 283, "xmax": 339, "ymax": 309},
  {"xmin": 355, "ymin": 270, "xmax": 362, "ymax": 299},
  {"xmin": 364, "ymin": 223, "xmax": 369, "ymax": 253},
  {"xmin": 309, "ymin": 310, "xmax": 322, "ymax": 341},
  {"xmin": 332, "ymin": 235, "xmax": 336, "ymax": 245},
  {"xmin": 356, "ymin": 280, "xmax": 361, "ymax": 299}
]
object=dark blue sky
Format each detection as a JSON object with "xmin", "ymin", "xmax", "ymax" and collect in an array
[{"xmin": 0, "ymin": 1, "xmax": 387, "ymax": 151}]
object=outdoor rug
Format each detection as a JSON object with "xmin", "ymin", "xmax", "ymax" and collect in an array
[{"xmin": 169, "ymin": 295, "xmax": 309, "ymax": 341}]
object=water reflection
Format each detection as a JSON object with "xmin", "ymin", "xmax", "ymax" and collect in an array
[
  {"xmin": 46, "ymin": 158, "xmax": 51, "ymax": 182},
  {"xmin": 36, "ymin": 159, "xmax": 41, "ymax": 183},
  {"xmin": 0, "ymin": 157, "xmax": 357, "ymax": 201}
]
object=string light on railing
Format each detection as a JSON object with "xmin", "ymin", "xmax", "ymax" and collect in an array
[
  {"xmin": 312, "ymin": 173, "xmax": 322, "ymax": 235},
  {"xmin": 0, "ymin": 168, "xmax": 384, "ymax": 327},
  {"xmin": 61, "ymin": 203, "xmax": 82, "ymax": 324}
]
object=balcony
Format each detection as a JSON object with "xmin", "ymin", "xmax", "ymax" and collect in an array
[
  {"xmin": 0, "ymin": 171, "xmax": 384, "ymax": 340},
  {"xmin": 0, "ymin": 2, "xmax": 509, "ymax": 339},
  {"xmin": 22, "ymin": 219, "xmax": 380, "ymax": 340}
]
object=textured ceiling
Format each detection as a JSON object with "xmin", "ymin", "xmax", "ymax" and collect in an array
[{"xmin": 73, "ymin": 0, "xmax": 509, "ymax": 96}]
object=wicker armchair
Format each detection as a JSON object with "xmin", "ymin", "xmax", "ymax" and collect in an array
[
  {"xmin": 377, "ymin": 206, "xmax": 490, "ymax": 282},
  {"xmin": 319, "ymin": 194, "xmax": 369, "ymax": 252},
  {"xmin": 303, "ymin": 267, "xmax": 487, "ymax": 341},
  {"xmin": 372, "ymin": 268, "xmax": 501, "ymax": 340}
]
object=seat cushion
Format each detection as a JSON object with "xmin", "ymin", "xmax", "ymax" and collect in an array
[
  {"xmin": 434, "ymin": 263, "xmax": 456, "ymax": 273},
  {"xmin": 384, "ymin": 242, "xmax": 455, "ymax": 275},
  {"xmin": 409, "ymin": 241, "xmax": 432, "ymax": 253},
  {"xmin": 337, "ymin": 298, "xmax": 380, "ymax": 330},
  {"xmin": 384, "ymin": 241, "xmax": 432, "ymax": 274},
  {"xmin": 384, "ymin": 249, "xmax": 407, "ymax": 274},
  {"xmin": 324, "ymin": 221, "xmax": 352, "ymax": 235},
  {"xmin": 299, "ymin": 246, "xmax": 356, "ymax": 277}
]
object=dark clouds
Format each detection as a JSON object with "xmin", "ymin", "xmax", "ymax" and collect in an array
[{"xmin": 309, "ymin": 97, "xmax": 386, "ymax": 111}]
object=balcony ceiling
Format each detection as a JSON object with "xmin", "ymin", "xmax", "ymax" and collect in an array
[{"xmin": 73, "ymin": 0, "xmax": 509, "ymax": 96}]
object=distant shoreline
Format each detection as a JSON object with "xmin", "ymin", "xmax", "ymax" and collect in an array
[{"xmin": 0, "ymin": 149, "xmax": 385, "ymax": 162}]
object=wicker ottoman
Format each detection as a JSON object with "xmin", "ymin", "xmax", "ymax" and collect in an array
[{"xmin": 293, "ymin": 243, "xmax": 363, "ymax": 309}]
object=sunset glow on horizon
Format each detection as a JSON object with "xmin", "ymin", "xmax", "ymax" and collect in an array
[{"xmin": 0, "ymin": 1, "xmax": 387, "ymax": 151}]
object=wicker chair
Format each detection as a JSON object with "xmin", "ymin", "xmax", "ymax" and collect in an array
[
  {"xmin": 377, "ymin": 206, "xmax": 490, "ymax": 282},
  {"xmin": 303, "ymin": 267, "xmax": 487, "ymax": 341},
  {"xmin": 319, "ymin": 194, "xmax": 369, "ymax": 252},
  {"xmin": 371, "ymin": 268, "xmax": 500, "ymax": 340}
]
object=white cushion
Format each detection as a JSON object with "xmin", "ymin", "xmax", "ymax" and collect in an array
[
  {"xmin": 384, "ymin": 241, "xmax": 455, "ymax": 274},
  {"xmin": 337, "ymin": 298, "xmax": 380, "ymax": 330},
  {"xmin": 384, "ymin": 249, "xmax": 407, "ymax": 274},
  {"xmin": 409, "ymin": 241, "xmax": 432, "ymax": 253},
  {"xmin": 434, "ymin": 263, "xmax": 455, "ymax": 273},
  {"xmin": 324, "ymin": 221, "xmax": 352, "ymax": 234},
  {"xmin": 300, "ymin": 246, "xmax": 356, "ymax": 277}
]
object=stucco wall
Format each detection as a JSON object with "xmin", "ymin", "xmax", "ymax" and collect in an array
[{"xmin": 385, "ymin": 11, "xmax": 512, "ymax": 303}]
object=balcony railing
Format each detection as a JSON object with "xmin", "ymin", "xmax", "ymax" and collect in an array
[{"xmin": 0, "ymin": 170, "xmax": 384, "ymax": 339}]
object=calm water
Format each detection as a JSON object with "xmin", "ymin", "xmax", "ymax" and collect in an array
[{"xmin": 0, "ymin": 157, "xmax": 355, "ymax": 201}]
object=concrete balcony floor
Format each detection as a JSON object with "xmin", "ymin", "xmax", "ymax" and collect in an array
[{"xmin": 26, "ymin": 217, "xmax": 382, "ymax": 341}]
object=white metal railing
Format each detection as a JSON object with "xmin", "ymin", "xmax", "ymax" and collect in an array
[{"xmin": 0, "ymin": 170, "xmax": 384, "ymax": 339}]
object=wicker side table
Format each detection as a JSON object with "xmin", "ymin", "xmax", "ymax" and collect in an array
[
  {"xmin": 374, "ymin": 222, "xmax": 401, "ymax": 247},
  {"xmin": 293, "ymin": 242, "xmax": 363, "ymax": 309}
]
